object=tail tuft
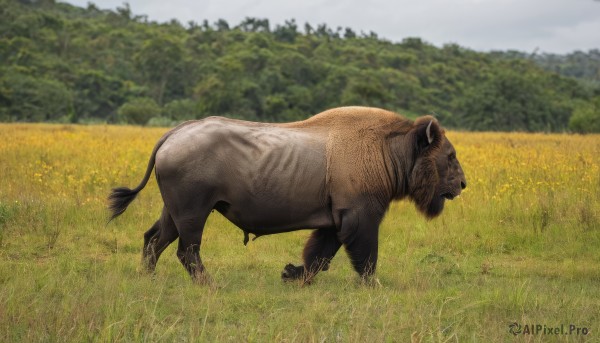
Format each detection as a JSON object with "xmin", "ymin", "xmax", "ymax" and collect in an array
[
  {"xmin": 106, "ymin": 121, "xmax": 194, "ymax": 225},
  {"xmin": 107, "ymin": 187, "xmax": 140, "ymax": 222}
]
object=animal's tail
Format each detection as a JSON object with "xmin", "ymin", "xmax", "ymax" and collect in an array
[
  {"xmin": 107, "ymin": 121, "xmax": 195, "ymax": 222},
  {"xmin": 107, "ymin": 140, "xmax": 162, "ymax": 222}
]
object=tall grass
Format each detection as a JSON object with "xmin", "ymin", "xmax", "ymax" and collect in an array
[{"xmin": 0, "ymin": 124, "xmax": 598, "ymax": 342}]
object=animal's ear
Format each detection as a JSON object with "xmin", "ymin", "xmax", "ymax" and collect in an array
[{"xmin": 414, "ymin": 116, "xmax": 442, "ymax": 151}]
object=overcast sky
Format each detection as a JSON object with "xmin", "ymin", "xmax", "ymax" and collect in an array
[{"xmin": 63, "ymin": 0, "xmax": 600, "ymax": 54}]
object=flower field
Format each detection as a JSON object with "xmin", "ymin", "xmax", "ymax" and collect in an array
[{"xmin": 0, "ymin": 123, "xmax": 598, "ymax": 342}]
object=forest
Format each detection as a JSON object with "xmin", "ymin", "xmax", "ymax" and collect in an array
[{"xmin": 1, "ymin": 0, "xmax": 599, "ymax": 132}]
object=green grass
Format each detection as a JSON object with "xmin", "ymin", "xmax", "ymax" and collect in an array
[
  {"xmin": 0, "ymin": 124, "xmax": 599, "ymax": 342},
  {"xmin": 1, "ymin": 199, "xmax": 598, "ymax": 342}
]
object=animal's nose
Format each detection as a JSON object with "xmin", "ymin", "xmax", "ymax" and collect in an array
[{"xmin": 461, "ymin": 181, "xmax": 467, "ymax": 190}]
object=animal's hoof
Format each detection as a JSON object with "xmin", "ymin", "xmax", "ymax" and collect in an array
[
  {"xmin": 192, "ymin": 271, "xmax": 214, "ymax": 286},
  {"xmin": 281, "ymin": 263, "xmax": 303, "ymax": 281},
  {"xmin": 359, "ymin": 275, "xmax": 382, "ymax": 288}
]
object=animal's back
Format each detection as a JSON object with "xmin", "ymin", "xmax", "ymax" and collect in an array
[
  {"xmin": 281, "ymin": 106, "xmax": 404, "ymax": 130},
  {"xmin": 156, "ymin": 116, "xmax": 328, "ymax": 172}
]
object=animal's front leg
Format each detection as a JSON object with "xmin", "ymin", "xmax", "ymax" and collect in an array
[
  {"xmin": 281, "ymin": 263, "xmax": 304, "ymax": 281},
  {"xmin": 336, "ymin": 209, "xmax": 382, "ymax": 280},
  {"xmin": 281, "ymin": 227, "xmax": 342, "ymax": 284},
  {"xmin": 343, "ymin": 232, "xmax": 379, "ymax": 279}
]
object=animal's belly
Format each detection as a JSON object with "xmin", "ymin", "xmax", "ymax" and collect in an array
[
  {"xmin": 215, "ymin": 132, "xmax": 331, "ymax": 232},
  {"xmin": 218, "ymin": 199, "xmax": 334, "ymax": 233}
]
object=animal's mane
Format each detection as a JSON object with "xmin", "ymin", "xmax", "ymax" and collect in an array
[{"xmin": 283, "ymin": 107, "xmax": 416, "ymax": 213}]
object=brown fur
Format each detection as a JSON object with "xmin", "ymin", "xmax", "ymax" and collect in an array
[{"xmin": 284, "ymin": 106, "xmax": 444, "ymax": 216}]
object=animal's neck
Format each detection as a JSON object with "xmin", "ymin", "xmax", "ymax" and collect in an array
[{"xmin": 387, "ymin": 135, "xmax": 413, "ymax": 200}]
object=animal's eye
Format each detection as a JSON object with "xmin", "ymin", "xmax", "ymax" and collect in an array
[{"xmin": 448, "ymin": 153, "xmax": 455, "ymax": 161}]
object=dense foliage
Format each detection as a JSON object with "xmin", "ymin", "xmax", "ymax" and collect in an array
[
  {"xmin": 493, "ymin": 49, "xmax": 600, "ymax": 87},
  {"xmin": 1, "ymin": 0, "xmax": 599, "ymax": 131}
]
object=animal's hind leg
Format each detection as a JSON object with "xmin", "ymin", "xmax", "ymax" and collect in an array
[
  {"xmin": 281, "ymin": 228, "xmax": 342, "ymax": 283},
  {"xmin": 142, "ymin": 221, "xmax": 159, "ymax": 271},
  {"xmin": 172, "ymin": 207, "xmax": 212, "ymax": 284},
  {"xmin": 142, "ymin": 207, "xmax": 179, "ymax": 273}
]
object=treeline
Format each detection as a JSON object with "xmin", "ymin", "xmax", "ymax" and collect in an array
[
  {"xmin": 1, "ymin": 0, "xmax": 599, "ymax": 132},
  {"xmin": 493, "ymin": 49, "xmax": 600, "ymax": 87}
]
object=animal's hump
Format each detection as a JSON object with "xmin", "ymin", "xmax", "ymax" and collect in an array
[{"xmin": 283, "ymin": 106, "xmax": 405, "ymax": 130}]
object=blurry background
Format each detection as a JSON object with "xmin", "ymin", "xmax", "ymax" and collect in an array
[{"xmin": 1, "ymin": 0, "xmax": 599, "ymax": 132}]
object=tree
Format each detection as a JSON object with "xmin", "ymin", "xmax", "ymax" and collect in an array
[
  {"xmin": 0, "ymin": 68, "xmax": 72, "ymax": 122},
  {"xmin": 134, "ymin": 34, "xmax": 184, "ymax": 105},
  {"xmin": 214, "ymin": 18, "xmax": 229, "ymax": 31},
  {"xmin": 273, "ymin": 19, "xmax": 298, "ymax": 43},
  {"xmin": 569, "ymin": 97, "xmax": 600, "ymax": 133},
  {"xmin": 238, "ymin": 17, "xmax": 270, "ymax": 33},
  {"xmin": 117, "ymin": 97, "xmax": 160, "ymax": 125},
  {"xmin": 344, "ymin": 27, "xmax": 356, "ymax": 39},
  {"xmin": 163, "ymin": 99, "xmax": 201, "ymax": 121},
  {"xmin": 457, "ymin": 67, "xmax": 572, "ymax": 131},
  {"xmin": 72, "ymin": 69, "xmax": 126, "ymax": 121}
]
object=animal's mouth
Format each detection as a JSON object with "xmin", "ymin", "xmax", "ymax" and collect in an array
[{"xmin": 442, "ymin": 192, "xmax": 456, "ymax": 200}]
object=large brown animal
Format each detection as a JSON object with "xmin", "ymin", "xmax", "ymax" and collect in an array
[{"xmin": 108, "ymin": 107, "xmax": 466, "ymax": 283}]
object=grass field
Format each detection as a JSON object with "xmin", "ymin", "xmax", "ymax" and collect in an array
[{"xmin": 0, "ymin": 123, "xmax": 599, "ymax": 342}]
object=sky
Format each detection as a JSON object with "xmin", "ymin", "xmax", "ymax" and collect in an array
[{"xmin": 62, "ymin": 0, "xmax": 600, "ymax": 54}]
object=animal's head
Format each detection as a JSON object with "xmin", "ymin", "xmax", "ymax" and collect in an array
[{"xmin": 408, "ymin": 116, "xmax": 466, "ymax": 218}]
